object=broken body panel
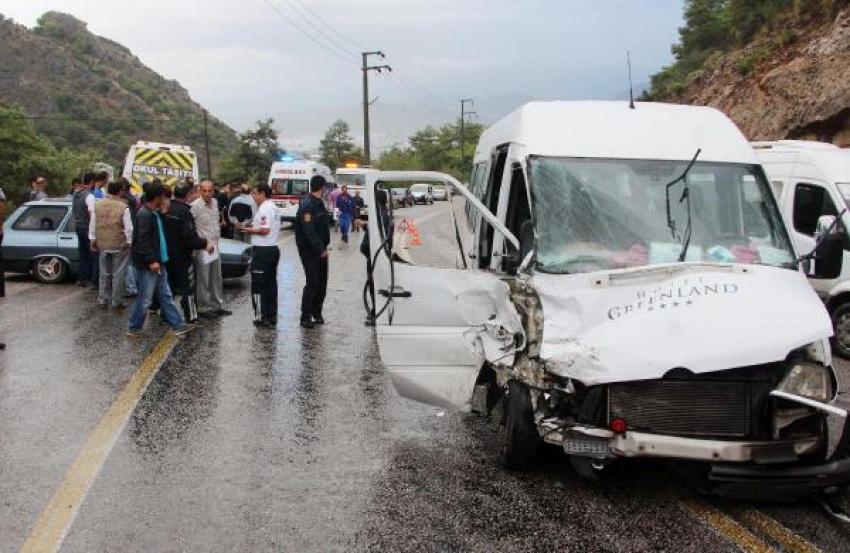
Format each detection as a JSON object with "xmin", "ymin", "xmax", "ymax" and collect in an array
[{"xmin": 364, "ymin": 102, "xmax": 850, "ymax": 500}]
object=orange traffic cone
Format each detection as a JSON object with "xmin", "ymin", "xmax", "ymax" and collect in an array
[{"xmin": 410, "ymin": 227, "xmax": 422, "ymax": 246}]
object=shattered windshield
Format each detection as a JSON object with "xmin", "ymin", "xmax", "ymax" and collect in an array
[{"xmin": 530, "ymin": 157, "xmax": 796, "ymax": 274}]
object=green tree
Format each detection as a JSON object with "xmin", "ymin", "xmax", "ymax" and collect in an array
[
  {"xmin": 216, "ymin": 118, "xmax": 281, "ymax": 185},
  {"xmin": 0, "ymin": 102, "xmax": 100, "ymax": 204},
  {"xmin": 319, "ymin": 119, "xmax": 358, "ymax": 171},
  {"xmin": 376, "ymin": 118, "xmax": 486, "ymax": 181}
]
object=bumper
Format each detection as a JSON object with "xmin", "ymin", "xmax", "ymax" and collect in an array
[
  {"xmin": 546, "ymin": 412, "xmax": 850, "ymax": 500},
  {"xmin": 221, "ymin": 263, "xmax": 248, "ymax": 279}
]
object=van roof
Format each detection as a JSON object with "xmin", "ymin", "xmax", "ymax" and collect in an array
[
  {"xmin": 131, "ymin": 141, "xmax": 194, "ymax": 152},
  {"xmin": 754, "ymin": 140, "xmax": 850, "ymax": 183},
  {"xmin": 475, "ymin": 101, "xmax": 756, "ymax": 164}
]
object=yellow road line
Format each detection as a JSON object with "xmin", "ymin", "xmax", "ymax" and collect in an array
[
  {"xmin": 19, "ymin": 333, "xmax": 178, "ymax": 553},
  {"xmin": 733, "ymin": 508, "xmax": 821, "ymax": 553},
  {"xmin": 681, "ymin": 498, "xmax": 776, "ymax": 552}
]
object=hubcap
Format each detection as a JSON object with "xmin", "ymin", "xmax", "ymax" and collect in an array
[{"xmin": 37, "ymin": 258, "xmax": 61, "ymax": 280}]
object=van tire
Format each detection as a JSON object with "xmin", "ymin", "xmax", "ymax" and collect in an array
[
  {"xmin": 499, "ymin": 380, "xmax": 540, "ymax": 470},
  {"xmin": 832, "ymin": 303, "xmax": 850, "ymax": 359},
  {"xmin": 33, "ymin": 256, "xmax": 68, "ymax": 284}
]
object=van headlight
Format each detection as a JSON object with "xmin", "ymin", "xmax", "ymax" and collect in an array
[{"xmin": 777, "ymin": 362, "xmax": 833, "ymax": 401}]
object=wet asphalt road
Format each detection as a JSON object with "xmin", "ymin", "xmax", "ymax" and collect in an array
[{"xmin": 2, "ymin": 206, "xmax": 850, "ymax": 552}]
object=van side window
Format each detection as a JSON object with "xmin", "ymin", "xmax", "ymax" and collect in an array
[
  {"xmin": 793, "ymin": 183, "xmax": 837, "ymax": 236},
  {"xmin": 479, "ymin": 149, "xmax": 507, "ymax": 268}
]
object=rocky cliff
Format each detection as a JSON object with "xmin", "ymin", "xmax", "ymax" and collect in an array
[{"xmin": 666, "ymin": 6, "xmax": 850, "ymax": 145}]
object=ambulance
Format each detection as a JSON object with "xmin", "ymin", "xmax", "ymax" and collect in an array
[
  {"xmin": 122, "ymin": 141, "xmax": 199, "ymax": 194},
  {"xmin": 268, "ymin": 157, "xmax": 334, "ymax": 222}
]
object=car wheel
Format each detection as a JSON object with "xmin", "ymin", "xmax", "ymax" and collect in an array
[
  {"xmin": 832, "ymin": 303, "xmax": 850, "ymax": 359},
  {"xmin": 499, "ymin": 380, "xmax": 540, "ymax": 470},
  {"xmin": 33, "ymin": 256, "xmax": 68, "ymax": 284}
]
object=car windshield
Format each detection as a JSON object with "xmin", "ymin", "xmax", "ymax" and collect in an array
[
  {"xmin": 530, "ymin": 157, "xmax": 796, "ymax": 274},
  {"xmin": 410, "ymin": 184, "xmax": 428, "ymax": 192}
]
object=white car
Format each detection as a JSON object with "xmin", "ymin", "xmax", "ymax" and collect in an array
[
  {"xmin": 432, "ymin": 186, "xmax": 448, "ymax": 201},
  {"xmin": 409, "ymin": 183, "xmax": 434, "ymax": 205}
]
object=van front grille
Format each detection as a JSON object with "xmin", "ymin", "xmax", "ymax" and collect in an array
[{"xmin": 608, "ymin": 380, "xmax": 751, "ymax": 438}]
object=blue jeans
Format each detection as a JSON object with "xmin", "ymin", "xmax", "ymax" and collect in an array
[
  {"xmin": 128, "ymin": 266, "xmax": 186, "ymax": 331},
  {"xmin": 338, "ymin": 212, "xmax": 352, "ymax": 236}
]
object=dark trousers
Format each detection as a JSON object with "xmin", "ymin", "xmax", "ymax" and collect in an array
[
  {"xmin": 251, "ymin": 246, "xmax": 280, "ymax": 323},
  {"xmin": 299, "ymin": 250, "xmax": 328, "ymax": 321},
  {"xmin": 75, "ymin": 228, "xmax": 95, "ymax": 283},
  {"xmin": 166, "ymin": 257, "xmax": 197, "ymax": 323}
]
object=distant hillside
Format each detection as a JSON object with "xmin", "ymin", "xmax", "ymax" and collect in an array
[
  {"xmin": 646, "ymin": 0, "xmax": 850, "ymax": 144},
  {"xmin": 0, "ymin": 11, "xmax": 238, "ymax": 173}
]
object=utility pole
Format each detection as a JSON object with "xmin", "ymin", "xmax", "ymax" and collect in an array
[
  {"xmin": 202, "ymin": 108, "xmax": 212, "ymax": 179},
  {"xmin": 460, "ymin": 99, "xmax": 476, "ymax": 178},
  {"xmin": 362, "ymin": 51, "xmax": 391, "ymax": 166}
]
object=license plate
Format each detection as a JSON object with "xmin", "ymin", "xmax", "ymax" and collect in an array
[{"xmin": 563, "ymin": 436, "xmax": 609, "ymax": 458}]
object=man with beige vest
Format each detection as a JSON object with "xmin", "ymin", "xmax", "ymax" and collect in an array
[
  {"xmin": 90, "ymin": 181, "xmax": 134, "ymax": 308},
  {"xmin": 191, "ymin": 180, "xmax": 232, "ymax": 318}
]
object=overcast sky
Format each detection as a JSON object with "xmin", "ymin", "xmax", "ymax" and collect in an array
[{"xmin": 4, "ymin": 0, "xmax": 684, "ymax": 139}]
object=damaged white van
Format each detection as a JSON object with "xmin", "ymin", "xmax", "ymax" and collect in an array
[{"xmin": 364, "ymin": 101, "xmax": 850, "ymax": 500}]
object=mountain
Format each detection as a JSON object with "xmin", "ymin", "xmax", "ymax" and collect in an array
[
  {"xmin": 647, "ymin": 1, "xmax": 850, "ymax": 145},
  {"xmin": 0, "ymin": 11, "xmax": 238, "ymax": 173}
]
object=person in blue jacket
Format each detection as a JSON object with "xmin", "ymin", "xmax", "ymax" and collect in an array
[{"xmin": 334, "ymin": 184, "xmax": 357, "ymax": 243}]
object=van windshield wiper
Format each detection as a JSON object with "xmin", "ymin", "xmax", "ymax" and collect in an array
[{"xmin": 664, "ymin": 148, "xmax": 701, "ymax": 262}]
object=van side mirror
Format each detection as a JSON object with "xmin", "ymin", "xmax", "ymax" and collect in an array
[{"xmin": 812, "ymin": 215, "xmax": 844, "ymax": 279}]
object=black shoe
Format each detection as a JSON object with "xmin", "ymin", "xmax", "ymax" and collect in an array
[
  {"xmin": 253, "ymin": 319, "xmax": 267, "ymax": 328},
  {"xmin": 300, "ymin": 318, "xmax": 315, "ymax": 329},
  {"xmin": 262, "ymin": 318, "xmax": 277, "ymax": 327},
  {"xmin": 312, "ymin": 315, "xmax": 325, "ymax": 325},
  {"xmin": 215, "ymin": 309, "xmax": 233, "ymax": 317},
  {"xmin": 199, "ymin": 311, "xmax": 216, "ymax": 319}
]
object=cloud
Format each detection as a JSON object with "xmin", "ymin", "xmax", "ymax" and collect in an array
[{"xmin": 2, "ymin": 0, "xmax": 684, "ymax": 144}]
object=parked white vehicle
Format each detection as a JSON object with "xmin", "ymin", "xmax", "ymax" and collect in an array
[
  {"xmin": 754, "ymin": 140, "xmax": 850, "ymax": 358},
  {"xmin": 364, "ymin": 101, "xmax": 850, "ymax": 500},
  {"xmin": 409, "ymin": 183, "xmax": 434, "ymax": 204},
  {"xmin": 268, "ymin": 158, "xmax": 334, "ymax": 222}
]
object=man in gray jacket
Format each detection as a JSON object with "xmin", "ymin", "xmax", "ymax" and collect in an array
[{"xmin": 191, "ymin": 180, "xmax": 232, "ymax": 318}]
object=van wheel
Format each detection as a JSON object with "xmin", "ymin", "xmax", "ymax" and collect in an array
[
  {"xmin": 832, "ymin": 303, "xmax": 850, "ymax": 359},
  {"xmin": 499, "ymin": 380, "xmax": 540, "ymax": 470},
  {"xmin": 33, "ymin": 256, "xmax": 68, "ymax": 284}
]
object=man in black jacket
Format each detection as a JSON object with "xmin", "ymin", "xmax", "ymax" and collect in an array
[
  {"xmin": 163, "ymin": 181, "xmax": 211, "ymax": 324},
  {"xmin": 295, "ymin": 175, "xmax": 331, "ymax": 328},
  {"xmin": 127, "ymin": 180, "xmax": 196, "ymax": 338}
]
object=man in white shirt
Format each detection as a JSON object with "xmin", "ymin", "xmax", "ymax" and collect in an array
[
  {"xmin": 191, "ymin": 180, "xmax": 231, "ymax": 318},
  {"xmin": 89, "ymin": 180, "xmax": 133, "ymax": 308},
  {"xmin": 237, "ymin": 183, "xmax": 280, "ymax": 328}
]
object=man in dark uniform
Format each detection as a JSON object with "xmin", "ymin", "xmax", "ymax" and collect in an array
[
  {"xmin": 162, "ymin": 181, "xmax": 211, "ymax": 324},
  {"xmin": 295, "ymin": 175, "xmax": 331, "ymax": 329}
]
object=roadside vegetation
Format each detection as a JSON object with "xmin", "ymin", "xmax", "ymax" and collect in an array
[
  {"xmin": 646, "ymin": 0, "xmax": 850, "ymax": 99},
  {"xmin": 0, "ymin": 102, "xmax": 100, "ymax": 206}
]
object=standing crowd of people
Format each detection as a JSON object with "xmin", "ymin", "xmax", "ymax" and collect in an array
[{"xmin": 0, "ymin": 171, "xmax": 342, "ymax": 344}]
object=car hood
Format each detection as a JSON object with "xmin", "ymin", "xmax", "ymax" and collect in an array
[{"xmin": 531, "ymin": 263, "xmax": 832, "ymax": 385}]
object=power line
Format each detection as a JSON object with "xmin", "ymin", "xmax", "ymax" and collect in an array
[
  {"xmin": 289, "ymin": 0, "xmax": 367, "ymax": 51},
  {"xmin": 384, "ymin": 74, "xmax": 455, "ymax": 119},
  {"xmin": 279, "ymin": 0, "xmax": 358, "ymax": 61},
  {"xmin": 266, "ymin": 0, "xmax": 456, "ymax": 117},
  {"xmin": 261, "ymin": 0, "xmax": 354, "ymax": 64}
]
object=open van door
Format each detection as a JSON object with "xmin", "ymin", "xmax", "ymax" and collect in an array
[{"xmin": 364, "ymin": 171, "xmax": 523, "ymax": 411}]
